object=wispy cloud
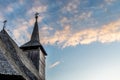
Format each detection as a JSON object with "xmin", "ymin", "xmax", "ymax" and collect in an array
[
  {"xmin": 26, "ymin": 0, "xmax": 47, "ymax": 16},
  {"xmin": 11, "ymin": 9, "xmax": 45, "ymax": 45},
  {"xmin": 27, "ymin": 5, "xmax": 47, "ymax": 16},
  {"xmin": 59, "ymin": 11, "xmax": 93, "ymax": 28},
  {"xmin": 41, "ymin": 25, "xmax": 71, "ymax": 46},
  {"xmin": 41, "ymin": 19, "xmax": 120, "ymax": 48},
  {"xmin": 1, "ymin": 0, "xmax": 119, "ymax": 48},
  {"xmin": 6, "ymin": 5, "xmax": 14, "ymax": 13},
  {"xmin": 49, "ymin": 61, "xmax": 61, "ymax": 69},
  {"xmin": 105, "ymin": 0, "xmax": 116, "ymax": 5},
  {"xmin": 0, "ymin": 13, "xmax": 4, "ymax": 21},
  {"xmin": 62, "ymin": 0, "xmax": 80, "ymax": 13},
  {"xmin": 41, "ymin": 26, "xmax": 53, "ymax": 31},
  {"xmin": 13, "ymin": 25, "xmax": 30, "ymax": 45}
]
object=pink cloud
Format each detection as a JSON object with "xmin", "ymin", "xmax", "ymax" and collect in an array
[{"xmin": 40, "ymin": 19, "xmax": 120, "ymax": 48}]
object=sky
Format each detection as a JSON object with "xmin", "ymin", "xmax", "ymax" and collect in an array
[{"xmin": 1, "ymin": 0, "xmax": 120, "ymax": 80}]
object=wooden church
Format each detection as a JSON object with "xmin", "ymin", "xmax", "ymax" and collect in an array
[{"xmin": 0, "ymin": 13, "xmax": 47, "ymax": 80}]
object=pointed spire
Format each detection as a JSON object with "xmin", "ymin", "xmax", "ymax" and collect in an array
[
  {"xmin": 3, "ymin": 20, "xmax": 7, "ymax": 30},
  {"xmin": 20, "ymin": 13, "xmax": 47, "ymax": 55},
  {"xmin": 31, "ymin": 13, "xmax": 40, "ymax": 42}
]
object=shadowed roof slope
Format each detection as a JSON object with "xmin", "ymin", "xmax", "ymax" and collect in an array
[
  {"xmin": 0, "ymin": 50, "xmax": 18, "ymax": 75},
  {"xmin": 0, "ymin": 29, "xmax": 41, "ymax": 80}
]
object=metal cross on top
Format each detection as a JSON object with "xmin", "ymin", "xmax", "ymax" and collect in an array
[
  {"xmin": 35, "ymin": 12, "xmax": 39, "ymax": 16},
  {"xmin": 35, "ymin": 12, "xmax": 39, "ymax": 19},
  {"xmin": 3, "ymin": 20, "xmax": 7, "ymax": 30}
]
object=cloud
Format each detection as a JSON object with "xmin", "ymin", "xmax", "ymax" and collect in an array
[
  {"xmin": 11, "ymin": 14, "xmax": 46, "ymax": 46},
  {"xmin": 0, "ymin": 14, "xmax": 5, "ymax": 30},
  {"xmin": 27, "ymin": 5, "xmax": 47, "ymax": 16},
  {"xmin": 0, "ymin": 13, "xmax": 4, "ymax": 21},
  {"xmin": 98, "ymin": 20, "xmax": 120, "ymax": 43},
  {"xmin": 62, "ymin": 0, "xmax": 80, "ymax": 13},
  {"xmin": 4, "ymin": 1, "xmax": 23, "ymax": 13},
  {"xmin": 11, "ymin": 18, "xmax": 35, "ymax": 45},
  {"xmin": 63, "ymin": 29, "xmax": 98, "ymax": 47},
  {"xmin": 1, "ymin": 0, "xmax": 119, "ymax": 48},
  {"xmin": 78, "ymin": 12, "xmax": 92, "ymax": 20},
  {"xmin": 105, "ymin": 0, "xmax": 116, "ymax": 5},
  {"xmin": 6, "ymin": 5, "xmax": 14, "ymax": 13},
  {"xmin": 49, "ymin": 61, "xmax": 61, "ymax": 69},
  {"xmin": 60, "ymin": 17, "xmax": 69, "ymax": 26},
  {"xmin": 19, "ymin": 0, "xmax": 24, "ymax": 4},
  {"xmin": 13, "ymin": 25, "xmax": 30, "ymax": 45},
  {"xmin": 40, "ymin": 19, "xmax": 120, "ymax": 48},
  {"xmin": 41, "ymin": 26, "xmax": 53, "ymax": 31},
  {"xmin": 9, "ymin": 12, "xmax": 120, "ymax": 48},
  {"xmin": 59, "ymin": 11, "xmax": 92, "ymax": 27},
  {"xmin": 26, "ymin": 16, "xmax": 43, "ymax": 27},
  {"xmin": 39, "ymin": 26, "xmax": 54, "ymax": 39},
  {"xmin": 41, "ymin": 25, "xmax": 71, "ymax": 46},
  {"xmin": 0, "ymin": 0, "xmax": 47, "ymax": 45}
]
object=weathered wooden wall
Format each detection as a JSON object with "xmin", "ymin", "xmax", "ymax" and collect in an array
[
  {"xmin": 22, "ymin": 48, "xmax": 46, "ymax": 80},
  {"xmin": 39, "ymin": 49, "xmax": 46, "ymax": 80}
]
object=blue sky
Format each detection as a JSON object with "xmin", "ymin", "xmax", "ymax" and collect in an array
[{"xmin": 1, "ymin": 0, "xmax": 120, "ymax": 80}]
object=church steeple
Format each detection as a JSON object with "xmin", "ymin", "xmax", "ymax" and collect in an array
[
  {"xmin": 20, "ymin": 13, "xmax": 41, "ymax": 49},
  {"xmin": 20, "ymin": 13, "xmax": 47, "ymax": 80},
  {"xmin": 20, "ymin": 13, "xmax": 47, "ymax": 55},
  {"xmin": 31, "ymin": 13, "xmax": 39, "ymax": 42}
]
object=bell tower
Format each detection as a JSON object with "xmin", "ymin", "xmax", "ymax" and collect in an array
[{"xmin": 20, "ymin": 13, "xmax": 47, "ymax": 80}]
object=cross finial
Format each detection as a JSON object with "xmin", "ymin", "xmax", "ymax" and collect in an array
[
  {"xmin": 35, "ymin": 12, "xmax": 39, "ymax": 20},
  {"xmin": 3, "ymin": 20, "xmax": 7, "ymax": 30}
]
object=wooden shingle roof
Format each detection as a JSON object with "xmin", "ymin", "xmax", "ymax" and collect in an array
[{"xmin": 0, "ymin": 29, "xmax": 41, "ymax": 80}]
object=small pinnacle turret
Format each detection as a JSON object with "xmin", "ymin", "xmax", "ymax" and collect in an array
[{"xmin": 3, "ymin": 20, "xmax": 7, "ymax": 30}]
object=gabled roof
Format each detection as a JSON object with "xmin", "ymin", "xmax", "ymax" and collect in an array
[
  {"xmin": 0, "ymin": 29, "xmax": 42, "ymax": 80},
  {"xmin": 20, "ymin": 14, "xmax": 47, "ymax": 56},
  {"xmin": 0, "ymin": 50, "xmax": 18, "ymax": 75}
]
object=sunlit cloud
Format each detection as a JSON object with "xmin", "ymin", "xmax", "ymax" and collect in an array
[
  {"xmin": 9, "ymin": 13, "xmax": 45, "ymax": 46},
  {"xmin": 13, "ymin": 25, "xmax": 30, "ymax": 45},
  {"xmin": 11, "ymin": 18, "xmax": 33, "ymax": 45},
  {"xmin": 40, "ymin": 19, "xmax": 120, "ymax": 48},
  {"xmin": 63, "ymin": 29, "xmax": 98, "ymax": 47},
  {"xmin": 41, "ymin": 25, "xmax": 71, "ymax": 46},
  {"xmin": 98, "ymin": 20, "xmax": 120, "ymax": 43},
  {"xmin": 0, "ymin": 0, "xmax": 119, "ymax": 49},
  {"xmin": 49, "ymin": 61, "xmax": 61, "ymax": 69}
]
